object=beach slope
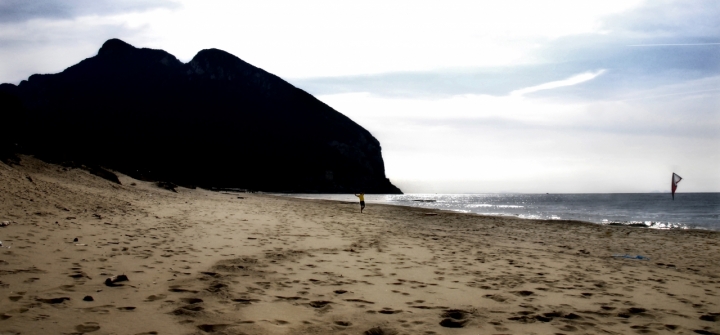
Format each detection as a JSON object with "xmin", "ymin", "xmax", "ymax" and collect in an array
[{"xmin": 1, "ymin": 156, "xmax": 718, "ymax": 334}]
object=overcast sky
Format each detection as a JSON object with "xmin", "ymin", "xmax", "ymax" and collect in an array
[{"xmin": 1, "ymin": 0, "xmax": 718, "ymax": 193}]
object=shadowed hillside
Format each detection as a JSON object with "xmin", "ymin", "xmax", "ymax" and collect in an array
[{"xmin": 0, "ymin": 39, "xmax": 401, "ymax": 193}]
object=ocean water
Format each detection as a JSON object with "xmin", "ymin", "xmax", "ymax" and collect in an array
[{"xmin": 277, "ymin": 193, "xmax": 720, "ymax": 231}]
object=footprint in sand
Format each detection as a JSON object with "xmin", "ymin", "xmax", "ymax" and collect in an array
[
  {"xmin": 439, "ymin": 309, "xmax": 472, "ymax": 328},
  {"xmin": 345, "ymin": 298, "xmax": 375, "ymax": 304},
  {"xmin": 378, "ymin": 307, "xmax": 403, "ymax": 314},
  {"xmin": 363, "ymin": 326, "xmax": 399, "ymax": 335},
  {"xmin": 196, "ymin": 324, "xmax": 230, "ymax": 333},
  {"xmin": 308, "ymin": 301, "xmax": 332, "ymax": 308},
  {"xmin": 483, "ymin": 294, "xmax": 509, "ymax": 303},
  {"xmin": 617, "ymin": 307, "xmax": 649, "ymax": 318},
  {"xmin": 180, "ymin": 297, "xmax": 204, "ymax": 304},
  {"xmin": 144, "ymin": 294, "xmax": 167, "ymax": 302},
  {"xmin": 36, "ymin": 297, "xmax": 71, "ymax": 304},
  {"xmin": 172, "ymin": 305, "xmax": 204, "ymax": 316},
  {"xmin": 168, "ymin": 286, "xmax": 199, "ymax": 293},
  {"xmin": 75, "ymin": 322, "xmax": 101, "ymax": 332},
  {"xmin": 232, "ymin": 297, "xmax": 261, "ymax": 304},
  {"xmin": 512, "ymin": 290, "xmax": 534, "ymax": 297}
]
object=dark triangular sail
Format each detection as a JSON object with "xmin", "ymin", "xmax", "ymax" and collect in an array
[{"xmin": 671, "ymin": 173, "xmax": 682, "ymax": 200}]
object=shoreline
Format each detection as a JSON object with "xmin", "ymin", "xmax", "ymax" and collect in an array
[
  {"xmin": 273, "ymin": 193, "xmax": 720, "ymax": 232},
  {"xmin": 1, "ymin": 157, "xmax": 719, "ymax": 335}
]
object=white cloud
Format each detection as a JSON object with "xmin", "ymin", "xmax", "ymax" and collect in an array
[
  {"xmin": 510, "ymin": 70, "xmax": 606, "ymax": 96},
  {"xmin": 628, "ymin": 43, "xmax": 720, "ymax": 46},
  {"xmin": 97, "ymin": 0, "xmax": 644, "ymax": 78},
  {"xmin": 0, "ymin": 0, "xmax": 179, "ymax": 23}
]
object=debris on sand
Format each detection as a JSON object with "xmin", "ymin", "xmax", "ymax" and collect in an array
[{"xmin": 104, "ymin": 274, "xmax": 129, "ymax": 286}]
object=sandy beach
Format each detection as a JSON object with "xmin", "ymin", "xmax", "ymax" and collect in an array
[{"xmin": 1, "ymin": 156, "xmax": 718, "ymax": 335}]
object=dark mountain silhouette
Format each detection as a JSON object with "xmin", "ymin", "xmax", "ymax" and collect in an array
[{"xmin": 0, "ymin": 39, "xmax": 401, "ymax": 193}]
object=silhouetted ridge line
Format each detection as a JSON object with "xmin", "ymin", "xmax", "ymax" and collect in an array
[
  {"xmin": 98, "ymin": 38, "xmax": 135, "ymax": 54},
  {"xmin": 0, "ymin": 38, "xmax": 401, "ymax": 194}
]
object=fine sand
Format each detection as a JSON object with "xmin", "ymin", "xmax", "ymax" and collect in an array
[{"xmin": 0, "ymin": 156, "xmax": 719, "ymax": 335}]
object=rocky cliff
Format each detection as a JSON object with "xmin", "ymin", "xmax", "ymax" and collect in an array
[{"xmin": 0, "ymin": 39, "xmax": 401, "ymax": 193}]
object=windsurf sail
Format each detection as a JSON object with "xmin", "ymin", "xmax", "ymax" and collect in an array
[{"xmin": 671, "ymin": 173, "xmax": 682, "ymax": 200}]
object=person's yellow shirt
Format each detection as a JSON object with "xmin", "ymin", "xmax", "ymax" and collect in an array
[{"xmin": 356, "ymin": 194, "xmax": 365, "ymax": 201}]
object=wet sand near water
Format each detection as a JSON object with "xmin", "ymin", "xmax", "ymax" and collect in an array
[{"xmin": 1, "ymin": 156, "xmax": 719, "ymax": 335}]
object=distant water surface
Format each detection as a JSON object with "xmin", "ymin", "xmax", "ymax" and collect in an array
[{"xmin": 276, "ymin": 193, "xmax": 720, "ymax": 231}]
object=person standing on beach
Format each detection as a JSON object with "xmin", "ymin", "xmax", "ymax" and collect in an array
[{"xmin": 354, "ymin": 192, "xmax": 365, "ymax": 213}]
